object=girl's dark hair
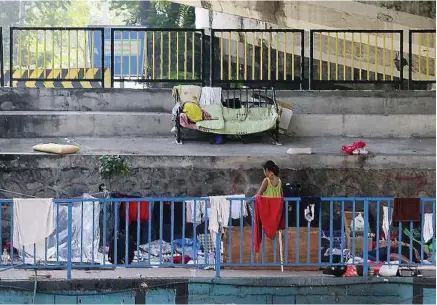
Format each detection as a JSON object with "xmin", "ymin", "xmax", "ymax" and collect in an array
[{"xmin": 263, "ymin": 160, "xmax": 279, "ymax": 176}]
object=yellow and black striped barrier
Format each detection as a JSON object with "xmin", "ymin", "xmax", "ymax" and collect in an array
[{"xmin": 3, "ymin": 68, "xmax": 111, "ymax": 88}]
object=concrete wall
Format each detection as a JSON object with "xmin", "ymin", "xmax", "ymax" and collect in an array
[
  {"xmin": 0, "ymin": 154, "xmax": 434, "ymax": 200},
  {"xmin": 0, "ymin": 277, "xmax": 434, "ymax": 304},
  {"xmin": 1, "ymin": 88, "xmax": 435, "ymax": 114}
]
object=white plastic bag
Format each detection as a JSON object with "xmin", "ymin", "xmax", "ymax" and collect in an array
[
  {"xmin": 379, "ymin": 261, "xmax": 399, "ymax": 277},
  {"xmin": 351, "ymin": 212, "xmax": 365, "ymax": 232}
]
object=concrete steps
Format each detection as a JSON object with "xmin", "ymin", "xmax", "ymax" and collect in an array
[
  {"xmin": 290, "ymin": 114, "xmax": 435, "ymax": 138},
  {"xmin": 0, "ymin": 111, "xmax": 173, "ymax": 138},
  {"xmin": 0, "ymin": 88, "xmax": 435, "ymax": 138},
  {"xmin": 0, "ymin": 111, "xmax": 434, "ymax": 138}
]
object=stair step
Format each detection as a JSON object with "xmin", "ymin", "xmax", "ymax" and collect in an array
[
  {"xmin": 0, "ymin": 111, "xmax": 434, "ymax": 138},
  {"xmin": 0, "ymin": 111, "xmax": 173, "ymax": 138}
]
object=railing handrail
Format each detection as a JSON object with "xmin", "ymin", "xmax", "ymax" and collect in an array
[
  {"xmin": 0, "ymin": 195, "xmax": 435, "ymax": 280},
  {"xmin": 0, "ymin": 196, "xmax": 436, "ymax": 202}
]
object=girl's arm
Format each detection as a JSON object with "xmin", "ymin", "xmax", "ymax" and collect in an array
[{"xmin": 256, "ymin": 178, "xmax": 268, "ymax": 196}]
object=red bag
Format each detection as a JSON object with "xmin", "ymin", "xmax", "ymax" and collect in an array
[
  {"xmin": 342, "ymin": 141, "xmax": 366, "ymax": 155},
  {"xmin": 173, "ymin": 255, "xmax": 191, "ymax": 264}
]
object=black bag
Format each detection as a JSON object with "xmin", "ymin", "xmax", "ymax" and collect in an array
[
  {"xmin": 323, "ymin": 265, "xmax": 347, "ymax": 277},
  {"xmin": 282, "ymin": 183, "xmax": 301, "ymax": 198},
  {"xmin": 222, "ymin": 97, "xmax": 242, "ymax": 109},
  {"xmin": 108, "ymin": 232, "xmax": 135, "ymax": 265}
]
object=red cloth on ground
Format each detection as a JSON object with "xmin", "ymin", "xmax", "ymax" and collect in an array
[
  {"xmin": 341, "ymin": 141, "xmax": 366, "ymax": 155},
  {"xmin": 254, "ymin": 195, "xmax": 285, "ymax": 253},
  {"xmin": 120, "ymin": 201, "xmax": 150, "ymax": 224}
]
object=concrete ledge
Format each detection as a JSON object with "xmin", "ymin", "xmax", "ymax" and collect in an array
[
  {"xmin": 1, "ymin": 88, "xmax": 435, "ymax": 114},
  {"xmin": 0, "ymin": 136, "xmax": 434, "ymax": 198},
  {"xmin": 0, "ymin": 111, "xmax": 173, "ymax": 137},
  {"xmin": 290, "ymin": 114, "xmax": 436, "ymax": 138},
  {"xmin": 276, "ymin": 90, "xmax": 436, "ymax": 115},
  {"xmin": 1, "ymin": 111, "xmax": 434, "ymax": 138},
  {"xmin": 1, "ymin": 153, "xmax": 435, "ymax": 170}
]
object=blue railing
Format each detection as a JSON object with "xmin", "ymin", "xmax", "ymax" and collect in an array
[{"xmin": 0, "ymin": 197, "xmax": 435, "ymax": 279}]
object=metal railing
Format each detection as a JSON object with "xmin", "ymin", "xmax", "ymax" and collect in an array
[
  {"xmin": 110, "ymin": 28, "xmax": 205, "ymax": 87},
  {"xmin": 0, "ymin": 197, "xmax": 435, "ymax": 279},
  {"xmin": 210, "ymin": 29, "xmax": 305, "ymax": 89},
  {"xmin": 409, "ymin": 30, "xmax": 436, "ymax": 89},
  {"xmin": 9, "ymin": 27, "xmax": 105, "ymax": 87},
  {"xmin": 310, "ymin": 29, "xmax": 404, "ymax": 90},
  {"xmin": 0, "ymin": 27, "xmax": 435, "ymax": 89}
]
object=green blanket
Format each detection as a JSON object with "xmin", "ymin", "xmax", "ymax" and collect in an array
[{"xmin": 197, "ymin": 105, "xmax": 278, "ymax": 135}]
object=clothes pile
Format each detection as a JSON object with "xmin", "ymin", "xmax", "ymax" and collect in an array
[{"xmin": 323, "ymin": 197, "xmax": 435, "ymax": 277}]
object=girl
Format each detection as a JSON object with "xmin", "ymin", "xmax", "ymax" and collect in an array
[{"xmin": 257, "ymin": 160, "xmax": 282, "ymax": 197}]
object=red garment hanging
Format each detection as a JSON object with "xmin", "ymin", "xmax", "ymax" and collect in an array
[
  {"xmin": 120, "ymin": 201, "xmax": 150, "ymax": 224},
  {"xmin": 254, "ymin": 195, "xmax": 285, "ymax": 253}
]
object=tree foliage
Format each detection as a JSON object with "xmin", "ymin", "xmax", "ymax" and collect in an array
[
  {"xmin": 110, "ymin": 0, "xmax": 195, "ymax": 28},
  {"xmin": 0, "ymin": 0, "xmax": 91, "ymax": 69}
]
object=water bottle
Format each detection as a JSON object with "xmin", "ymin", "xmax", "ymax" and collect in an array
[{"xmin": 1, "ymin": 249, "xmax": 9, "ymax": 264}]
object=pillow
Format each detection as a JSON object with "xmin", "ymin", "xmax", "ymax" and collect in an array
[
  {"xmin": 33, "ymin": 143, "xmax": 80, "ymax": 155},
  {"xmin": 183, "ymin": 102, "xmax": 204, "ymax": 122}
]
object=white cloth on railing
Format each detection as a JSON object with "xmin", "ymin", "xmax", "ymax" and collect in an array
[
  {"xmin": 227, "ymin": 194, "xmax": 247, "ymax": 219},
  {"xmin": 208, "ymin": 196, "xmax": 229, "ymax": 248},
  {"xmin": 45, "ymin": 193, "xmax": 101, "ymax": 264},
  {"xmin": 13, "ymin": 198, "xmax": 56, "ymax": 260},
  {"xmin": 423, "ymin": 213, "xmax": 434, "ymax": 243},
  {"xmin": 382, "ymin": 206, "xmax": 392, "ymax": 239},
  {"xmin": 186, "ymin": 200, "xmax": 206, "ymax": 226},
  {"xmin": 199, "ymin": 87, "xmax": 222, "ymax": 106}
]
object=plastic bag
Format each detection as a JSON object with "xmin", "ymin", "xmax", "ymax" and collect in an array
[
  {"xmin": 344, "ymin": 265, "xmax": 358, "ymax": 277},
  {"xmin": 351, "ymin": 212, "xmax": 365, "ymax": 232},
  {"xmin": 379, "ymin": 262, "xmax": 399, "ymax": 277}
]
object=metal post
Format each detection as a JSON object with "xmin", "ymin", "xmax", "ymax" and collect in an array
[
  {"xmin": 363, "ymin": 199, "xmax": 369, "ymax": 276},
  {"xmin": 215, "ymin": 232, "xmax": 221, "ymax": 277},
  {"xmin": 101, "ymin": 28, "xmax": 106, "ymax": 88},
  {"xmin": 67, "ymin": 202, "xmax": 73, "ymax": 280},
  {"xmin": 399, "ymin": 30, "xmax": 404, "ymax": 90},
  {"xmin": 9, "ymin": 27, "xmax": 13, "ymax": 88},
  {"xmin": 300, "ymin": 30, "xmax": 305, "ymax": 90},
  {"xmin": 309, "ymin": 30, "xmax": 314, "ymax": 90},
  {"xmin": 209, "ymin": 29, "xmax": 214, "ymax": 87},
  {"xmin": 408, "ymin": 30, "xmax": 413, "ymax": 90},
  {"xmin": 200, "ymin": 30, "xmax": 205, "ymax": 86}
]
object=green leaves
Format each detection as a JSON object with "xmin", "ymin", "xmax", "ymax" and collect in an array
[
  {"xmin": 110, "ymin": 0, "xmax": 195, "ymax": 28},
  {"xmin": 99, "ymin": 155, "xmax": 131, "ymax": 181}
]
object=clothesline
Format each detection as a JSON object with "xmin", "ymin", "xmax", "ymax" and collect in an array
[
  {"xmin": 0, "ymin": 188, "xmax": 107, "ymax": 199},
  {"xmin": 0, "ymin": 188, "xmax": 38, "ymax": 198}
]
